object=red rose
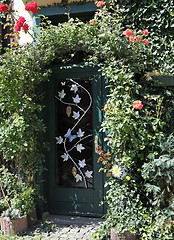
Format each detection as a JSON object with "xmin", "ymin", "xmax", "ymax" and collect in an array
[
  {"xmin": 145, "ymin": 40, "xmax": 149, "ymax": 45},
  {"xmin": 123, "ymin": 28, "xmax": 133, "ymax": 37},
  {"xmin": 143, "ymin": 29, "xmax": 148, "ymax": 36},
  {"xmin": 25, "ymin": 1, "xmax": 38, "ymax": 14},
  {"xmin": 136, "ymin": 35, "xmax": 141, "ymax": 42},
  {"xmin": 97, "ymin": 1, "xmax": 105, "ymax": 7},
  {"xmin": 89, "ymin": 19, "xmax": 94, "ymax": 25},
  {"xmin": 15, "ymin": 24, "xmax": 21, "ymax": 32},
  {"xmin": 17, "ymin": 16, "xmax": 26, "ymax": 27},
  {"xmin": 129, "ymin": 36, "xmax": 135, "ymax": 43},
  {"xmin": 22, "ymin": 24, "xmax": 29, "ymax": 31},
  {"xmin": 0, "ymin": 3, "xmax": 7, "ymax": 13},
  {"xmin": 133, "ymin": 100, "xmax": 143, "ymax": 110},
  {"xmin": 15, "ymin": 16, "xmax": 26, "ymax": 31}
]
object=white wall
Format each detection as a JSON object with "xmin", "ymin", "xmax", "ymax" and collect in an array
[{"xmin": 13, "ymin": 0, "xmax": 33, "ymax": 45}]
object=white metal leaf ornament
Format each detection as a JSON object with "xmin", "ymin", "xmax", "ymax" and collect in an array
[
  {"xmin": 75, "ymin": 174, "xmax": 82, "ymax": 182},
  {"xmin": 61, "ymin": 153, "xmax": 69, "ymax": 162},
  {"xmin": 76, "ymin": 144, "xmax": 85, "ymax": 153},
  {"xmin": 58, "ymin": 89, "xmax": 66, "ymax": 99},
  {"xmin": 85, "ymin": 170, "xmax": 93, "ymax": 178},
  {"xmin": 73, "ymin": 94, "xmax": 81, "ymax": 104},
  {"xmin": 78, "ymin": 159, "xmax": 86, "ymax": 168},
  {"xmin": 55, "ymin": 136, "xmax": 63, "ymax": 144},
  {"xmin": 72, "ymin": 111, "xmax": 80, "ymax": 120},
  {"xmin": 70, "ymin": 84, "xmax": 78, "ymax": 93},
  {"xmin": 77, "ymin": 128, "xmax": 85, "ymax": 138}
]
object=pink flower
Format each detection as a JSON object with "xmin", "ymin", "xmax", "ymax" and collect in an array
[
  {"xmin": 145, "ymin": 40, "xmax": 149, "ymax": 45},
  {"xmin": 25, "ymin": 1, "xmax": 38, "ymax": 14},
  {"xmin": 89, "ymin": 19, "xmax": 94, "ymax": 25},
  {"xmin": 143, "ymin": 29, "xmax": 148, "ymax": 36},
  {"xmin": 22, "ymin": 24, "xmax": 29, "ymax": 31},
  {"xmin": 136, "ymin": 35, "xmax": 141, "ymax": 42},
  {"xmin": 129, "ymin": 36, "xmax": 135, "ymax": 43},
  {"xmin": 120, "ymin": 8, "xmax": 125, "ymax": 12},
  {"xmin": 97, "ymin": 1, "xmax": 105, "ymax": 7},
  {"xmin": 123, "ymin": 28, "xmax": 133, "ymax": 37},
  {"xmin": 133, "ymin": 100, "xmax": 143, "ymax": 110}
]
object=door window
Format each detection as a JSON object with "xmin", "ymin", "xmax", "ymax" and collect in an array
[{"xmin": 55, "ymin": 78, "xmax": 93, "ymax": 188}]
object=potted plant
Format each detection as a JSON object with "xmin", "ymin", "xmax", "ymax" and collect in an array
[{"xmin": 0, "ymin": 166, "xmax": 38, "ymax": 235}]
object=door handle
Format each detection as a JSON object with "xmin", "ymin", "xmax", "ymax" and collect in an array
[{"xmin": 94, "ymin": 135, "xmax": 99, "ymax": 153}]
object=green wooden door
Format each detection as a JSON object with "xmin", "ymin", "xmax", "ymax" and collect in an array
[{"xmin": 47, "ymin": 66, "xmax": 105, "ymax": 216}]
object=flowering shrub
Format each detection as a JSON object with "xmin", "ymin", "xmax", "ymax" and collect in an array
[
  {"xmin": 123, "ymin": 28, "xmax": 150, "ymax": 45},
  {"xmin": 0, "ymin": 0, "xmax": 173, "ymax": 239},
  {"xmin": 0, "ymin": 1, "xmax": 44, "ymax": 222},
  {"xmin": 0, "ymin": 1, "xmax": 38, "ymax": 39}
]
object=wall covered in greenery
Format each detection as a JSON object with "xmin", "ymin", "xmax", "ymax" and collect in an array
[{"xmin": 0, "ymin": 1, "xmax": 173, "ymax": 237}]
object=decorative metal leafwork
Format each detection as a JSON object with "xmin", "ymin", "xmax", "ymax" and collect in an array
[{"xmin": 55, "ymin": 78, "xmax": 93, "ymax": 188}]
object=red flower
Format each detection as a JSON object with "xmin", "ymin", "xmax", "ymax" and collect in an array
[
  {"xmin": 89, "ymin": 19, "xmax": 94, "ymax": 25},
  {"xmin": 129, "ymin": 36, "xmax": 135, "ymax": 43},
  {"xmin": 97, "ymin": 1, "xmax": 105, "ymax": 7},
  {"xmin": 0, "ymin": 3, "xmax": 7, "ymax": 13},
  {"xmin": 145, "ymin": 40, "xmax": 149, "ymax": 45},
  {"xmin": 25, "ymin": 1, "xmax": 38, "ymax": 14},
  {"xmin": 17, "ymin": 16, "xmax": 26, "ymax": 27},
  {"xmin": 136, "ymin": 35, "xmax": 141, "ymax": 42},
  {"xmin": 15, "ymin": 16, "xmax": 26, "ymax": 31},
  {"xmin": 15, "ymin": 24, "xmax": 21, "ymax": 32},
  {"xmin": 22, "ymin": 24, "xmax": 29, "ymax": 31},
  {"xmin": 133, "ymin": 100, "xmax": 143, "ymax": 110},
  {"xmin": 123, "ymin": 28, "xmax": 133, "ymax": 37},
  {"xmin": 143, "ymin": 29, "xmax": 148, "ymax": 36}
]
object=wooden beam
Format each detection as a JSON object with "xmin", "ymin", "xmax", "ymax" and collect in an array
[
  {"xmin": 153, "ymin": 76, "xmax": 174, "ymax": 86},
  {"xmin": 35, "ymin": 0, "xmax": 94, "ymax": 7}
]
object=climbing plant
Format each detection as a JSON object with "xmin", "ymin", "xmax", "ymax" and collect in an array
[{"xmin": 0, "ymin": 0, "xmax": 173, "ymax": 237}]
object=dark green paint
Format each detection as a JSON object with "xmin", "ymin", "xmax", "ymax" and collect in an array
[
  {"xmin": 153, "ymin": 76, "xmax": 174, "ymax": 86},
  {"xmin": 44, "ymin": 65, "xmax": 106, "ymax": 216}
]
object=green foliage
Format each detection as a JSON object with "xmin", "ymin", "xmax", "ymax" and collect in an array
[
  {"xmin": 0, "ymin": 45, "xmax": 49, "ymax": 178},
  {"xmin": 0, "ymin": 166, "xmax": 39, "ymax": 219},
  {"xmin": 0, "ymin": 0, "xmax": 174, "ymax": 238},
  {"xmin": 115, "ymin": 0, "xmax": 174, "ymax": 73},
  {"xmin": 0, "ymin": 33, "xmax": 50, "ymax": 218},
  {"xmin": 142, "ymin": 134, "xmax": 174, "ymax": 211}
]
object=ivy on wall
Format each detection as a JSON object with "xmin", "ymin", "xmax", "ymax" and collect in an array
[{"xmin": 0, "ymin": 1, "xmax": 173, "ymax": 236}]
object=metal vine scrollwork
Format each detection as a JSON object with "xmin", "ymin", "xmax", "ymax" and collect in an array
[{"xmin": 55, "ymin": 78, "xmax": 93, "ymax": 188}]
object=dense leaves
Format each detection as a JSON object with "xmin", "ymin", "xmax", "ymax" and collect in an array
[{"xmin": 0, "ymin": 0, "xmax": 173, "ymax": 238}]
